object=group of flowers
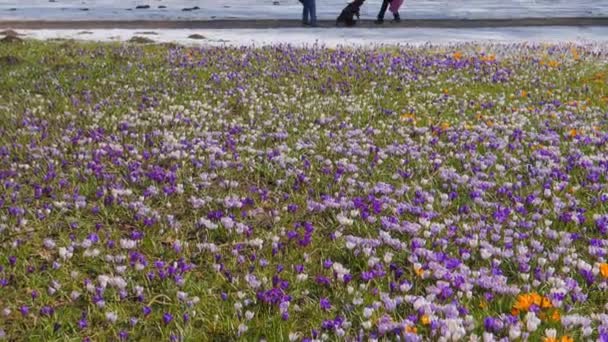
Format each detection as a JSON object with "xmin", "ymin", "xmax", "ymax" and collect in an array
[{"xmin": 1, "ymin": 41, "xmax": 608, "ymax": 340}]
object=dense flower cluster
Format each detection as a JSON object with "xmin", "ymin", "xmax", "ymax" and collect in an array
[{"xmin": 1, "ymin": 41, "xmax": 608, "ymax": 340}]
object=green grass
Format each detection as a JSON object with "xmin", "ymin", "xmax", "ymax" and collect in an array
[{"xmin": 0, "ymin": 40, "xmax": 607, "ymax": 341}]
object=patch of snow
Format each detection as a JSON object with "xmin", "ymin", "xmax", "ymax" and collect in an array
[
  {"xmin": 0, "ymin": 0, "xmax": 606, "ymax": 21},
  {"xmin": 19, "ymin": 27, "xmax": 608, "ymax": 47}
]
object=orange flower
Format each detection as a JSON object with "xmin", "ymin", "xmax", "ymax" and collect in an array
[
  {"xmin": 400, "ymin": 113, "xmax": 417, "ymax": 124},
  {"xmin": 479, "ymin": 300, "xmax": 488, "ymax": 309},
  {"xmin": 600, "ymin": 263, "xmax": 608, "ymax": 279},
  {"xmin": 511, "ymin": 308, "xmax": 520, "ymax": 316},
  {"xmin": 524, "ymin": 293, "xmax": 538, "ymax": 307},
  {"xmin": 513, "ymin": 292, "xmax": 552, "ymax": 312},
  {"xmin": 532, "ymin": 293, "xmax": 552, "ymax": 309},
  {"xmin": 440, "ymin": 122, "xmax": 450, "ymax": 131},
  {"xmin": 547, "ymin": 60, "xmax": 560, "ymax": 68},
  {"xmin": 550, "ymin": 309, "xmax": 561, "ymax": 322},
  {"xmin": 521, "ymin": 90, "xmax": 528, "ymax": 98},
  {"xmin": 453, "ymin": 51, "xmax": 463, "ymax": 61},
  {"xmin": 421, "ymin": 315, "xmax": 430, "ymax": 325},
  {"xmin": 531, "ymin": 144, "xmax": 546, "ymax": 151},
  {"xmin": 571, "ymin": 47, "xmax": 580, "ymax": 61},
  {"xmin": 513, "ymin": 293, "xmax": 535, "ymax": 312},
  {"xmin": 186, "ymin": 49, "xmax": 197, "ymax": 62},
  {"xmin": 405, "ymin": 325, "xmax": 417, "ymax": 334},
  {"xmin": 569, "ymin": 128, "xmax": 578, "ymax": 138},
  {"xmin": 414, "ymin": 267, "xmax": 424, "ymax": 277},
  {"xmin": 543, "ymin": 335, "xmax": 573, "ymax": 342},
  {"xmin": 481, "ymin": 54, "xmax": 496, "ymax": 62}
]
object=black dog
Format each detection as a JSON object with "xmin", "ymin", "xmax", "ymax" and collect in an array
[{"xmin": 336, "ymin": 0, "xmax": 365, "ymax": 27}]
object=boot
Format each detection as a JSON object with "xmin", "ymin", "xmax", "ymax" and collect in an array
[{"xmin": 393, "ymin": 12, "xmax": 401, "ymax": 22}]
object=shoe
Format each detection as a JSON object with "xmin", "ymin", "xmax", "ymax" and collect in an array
[
  {"xmin": 393, "ymin": 14, "xmax": 401, "ymax": 22},
  {"xmin": 375, "ymin": 19, "xmax": 384, "ymax": 24},
  {"xmin": 302, "ymin": 22, "xmax": 311, "ymax": 26}
]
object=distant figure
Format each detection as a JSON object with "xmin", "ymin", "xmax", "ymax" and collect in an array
[
  {"xmin": 336, "ymin": 0, "xmax": 366, "ymax": 27},
  {"xmin": 300, "ymin": 0, "xmax": 317, "ymax": 27},
  {"xmin": 375, "ymin": 0, "xmax": 403, "ymax": 24}
]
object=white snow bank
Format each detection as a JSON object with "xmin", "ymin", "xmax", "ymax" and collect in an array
[
  {"xmin": 0, "ymin": 0, "xmax": 606, "ymax": 21},
  {"xmin": 17, "ymin": 27, "xmax": 608, "ymax": 47}
]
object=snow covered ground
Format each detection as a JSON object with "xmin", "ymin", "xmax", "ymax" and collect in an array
[
  {"xmin": 17, "ymin": 27, "xmax": 608, "ymax": 47},
  {"xmin": 0, "ymin": 0, "xmax": 606, "ymax": 21}
]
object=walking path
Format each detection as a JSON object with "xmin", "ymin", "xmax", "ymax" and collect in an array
[
  {"xmin": 0, "ymin": 0, "xmax": 606, "ymax": 22},
  {"xmin": 2, "ymin": 18, "xmax": 608, "ymax": 30}
]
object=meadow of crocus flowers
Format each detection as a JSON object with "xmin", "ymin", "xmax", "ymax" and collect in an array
[{"xmin": 1, "ymin": 41, "xmax": 608, "ymax": 341}]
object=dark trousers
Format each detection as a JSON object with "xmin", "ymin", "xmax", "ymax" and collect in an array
[
  {"xmin": 377, "ymin": 0, "xmax": 390, "ymax": 20},
  {"xmin": 302, "ymin": 0, "xmax": 317, "ymax": 25}
]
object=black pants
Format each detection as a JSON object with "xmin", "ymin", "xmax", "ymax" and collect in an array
[{"xmin": 377, "ymin": 0, "xmax": 390, "ymax": 20}]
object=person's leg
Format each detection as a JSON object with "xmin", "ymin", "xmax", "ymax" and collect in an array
[
  {"xmin": 302, "ymin": 0, "xmax": 309, "ymax": 25},
  {"xmin": 390, "ymin": 0, "xmax": 403, "ymax": 22},
  {"xmin": 393, "ymin": 11, "xmax": 400, "ymax": 22},
  {"xmin": 309, "ymin": 0, "xmax": 317, "ymax": 26},
  {"xmin": 376, "ymin": 0, "xmax": 390, "ymax": 23}
]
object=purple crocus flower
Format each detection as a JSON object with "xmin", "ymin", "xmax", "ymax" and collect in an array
[
  {"xmin": 163, "ymin": 312, "xmax": 173, "ymax": 325},
  {"xmin": 320, "ymin": 298, "xmax": 332, "ymax": 311},
  {"xmin": 39, "ymin": 306, "xmax": 54, "ymax": 316},
  {"xmin": 78, "ymin": 318, "xmax": 88, "ymax": 329}
]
